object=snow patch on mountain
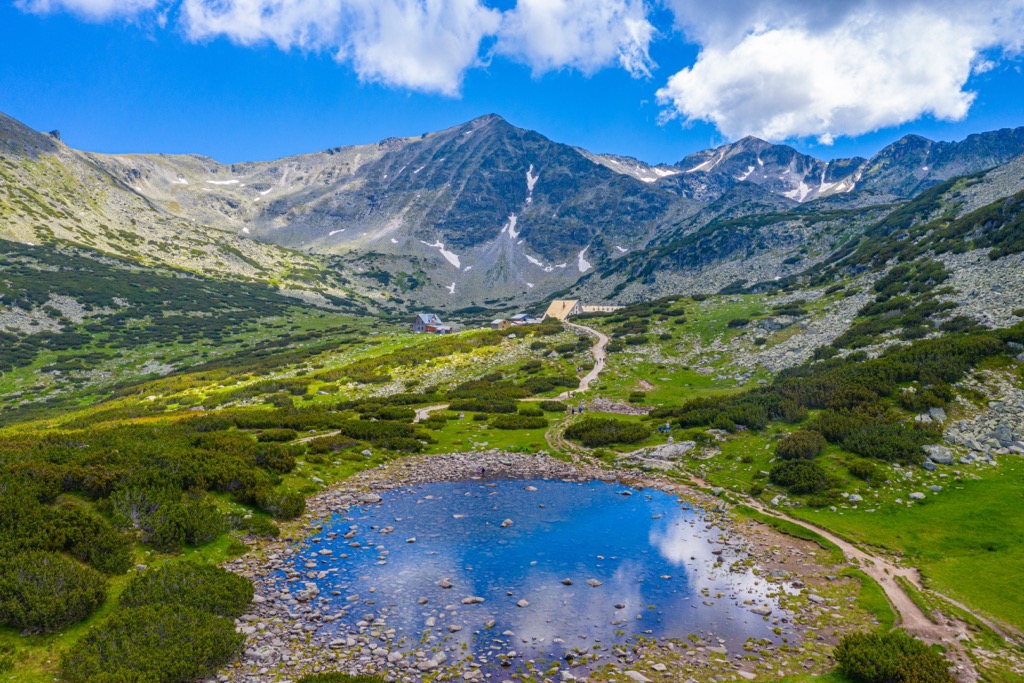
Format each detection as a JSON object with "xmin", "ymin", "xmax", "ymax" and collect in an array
[
  {"xmin": 687, "ymin": 149, "xmax": 727, "ymax": 173},
  {"xmin": 502, "ymin": 213, "xmax": 520, "ymax": 239},
  {"xmin": 526, "ymin": 164, "xmax": 539, "ymax": 203},
  {"xmin": 206, "ymin": 179, "xmax": 239, "ymax": 186},
  {"xmin": 420, "ymin": 241, "xmax": 461, "ymax": 269},
  {"xmin": 577, "ymin": 246, "xmax": 592, "ymax": 273}
]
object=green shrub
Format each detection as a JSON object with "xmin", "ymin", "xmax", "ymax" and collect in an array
[
  {"xmin": 60, "ymin": 605, "xmax": 244, "ymax": 683},
  {"xmin": 769, "ymin": 460, "xmax": 832, "ymax": 494},
  {"xmin": 538, "ymin": 400, "xmax": 566, "ymax": 412},
  {"xmin": 520, "ymin": 360, "xmax": 543, "ymax": 372},
  {"xmin": 448, "ymin": 398, "xmax": 518, "ymax": 414},
  {"xmin": 120, "ymin": 562, "xmax": 253, "ymax": 618},
  {"xmin": 565, "ymin": 417, "xmax": 650, "ymax": 447},
  {"xmin": 517, "ymin": 405, "xmax": 544, "ymax": 417},
  {"xmin": 256, "ymin": 429, "xmax": 298, "ymax": 442},
  {"xmin": 1014, "ymin": 308, "xmax": 1024, "ymax": 317},
  {"xmin": 490, "ymin": 414, "xmax": 548, "ymax": 430},
  {"xmin": 776, "ymin": 430, "xmax": 826, "ymax": 460},
  {"xmin": 472, "ymin": 413, "xmax": 489, "ymax": 421},
  {"xmin": 834, "ymin": 629, "xmax": 954, "ymax": 683},
  {"xmin": 225, "ymin": 512, "xmax": 279, "ymax": 538},
  {"xmin": 254, "ymin": 488, "xmax": 306, "ymax": 520},
  {"xmin": 0, "ymin": 551, "xmax": 107, "ymax": 633},
  {"xmin": 848, "ymin": 459, "xmax": 878, "ymax": 482},
  {"xmin": 107, "ymin": 488, "xmax": 225, "ymax": 551},
  {"xmin": 307, "ymin": 434, "xmax": 359, "ymax": 454},
  {"xmin": 255, "ymin": 443, "xmax": 297, "ymax": 474},
  {"xmin": 727, "ymin": 317, "xmax": 751, "ymax": 328}
]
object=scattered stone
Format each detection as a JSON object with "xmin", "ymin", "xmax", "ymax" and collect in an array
[
  {"xmin": 516, "ymin": 599, "xmax": 529, "ymax": 608},
  {"xmin": 501, "ymin": 519, "xmax": 514, "ymax": 528},
  {"xmin": 586, "ymin": 579, "xmax": 603, "ymax": 587}
]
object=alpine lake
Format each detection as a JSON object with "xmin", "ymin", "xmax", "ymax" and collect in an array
[{"xmin": 277, "ymin": 478, "xmax": 800, "ymax": 680}]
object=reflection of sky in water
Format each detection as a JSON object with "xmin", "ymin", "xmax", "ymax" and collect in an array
[{"xmin": 283, "ymin": 480, "xmax": 789, "ymax": 675}]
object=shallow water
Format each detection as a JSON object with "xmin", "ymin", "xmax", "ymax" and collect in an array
[{"xmin": 284, "ymin": 479, "xmax": 790, "ymax": 675}]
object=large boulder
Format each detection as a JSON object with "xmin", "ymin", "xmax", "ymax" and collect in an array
[{"xmin": 923, "ymin": 444, "xmax": 954, "ymax": 465}]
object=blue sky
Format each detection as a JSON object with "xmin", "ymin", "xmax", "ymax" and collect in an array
[{"xmin": 2, "ymin": 0, "xmax": 1023, "ymax": 165}]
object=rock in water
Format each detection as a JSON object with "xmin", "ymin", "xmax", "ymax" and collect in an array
[{"xmin": 501, "ymin": 519, "xmax": 513, "ymax": 528}]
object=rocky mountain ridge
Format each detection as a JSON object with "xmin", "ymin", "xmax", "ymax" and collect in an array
[{"xmin": 2, "ymin": 110, "xmax": 1024, "ymax": 309}]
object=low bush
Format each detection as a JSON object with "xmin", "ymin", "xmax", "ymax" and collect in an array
[
  {"xmin": 769, "ymin": 460, "xmax": 833, "ymax": 494},
  {"xmin": 448, "ymin": 398, "xmax": 518, "ymax": 414},
  {"xmin": 256, "ymin": 429, "xmax": 297, "ymax": 443},
  {"xmin": 538, "ymin": 400, "xmax": 566, "ymax": 412},
  {"xmin": 517, "ymin": 405, "xmax": 544, "ymax": 417},
  {"xmin": 565, "ymin": 417, "xmax": 650, "ymax": 447},
  {"xmin": 834, "ymin": 629, "xmax": 954, "ymax": 683},
  {"xmin": 254, "ymin": 488, "xmax": 306, "ymax": 520},
  {"xmin": 255, "ymin": 443, "xmax": 297, "ymax": 474},
  {"xmin": 776, "ymin": 430, "xmax": 826, "ymax": 460},
  {"xmin": 490, "ymin": 414, "xmax": 548, "ymax": 430},
  {"xmin": 60, "ymin": 605, "xmax": 244, "ymax": 683},
  {"xmin": 848, "ymin": 459, "xmax": 878, "ymax": 482},
  {"xmin": 120, "ymin": 562, "xmax": 253, "ymax": 618},
  {"xmin": 307, "ymin": 434, "xmax": 359, "ymax": 454},
  {"xmin": 225, "ymin": 512, "xmax": 279, "ymax": 538},
  {"xmin": 0, "ymin": 551, "xmax": 107, "ymax": 633},
  {"xmin": 727, "ymin": 317, "xmax": 750, "ymax": 328},
  {"xmin": 107, "ymin": 488, "xmax": 225, "ymax": 551}
]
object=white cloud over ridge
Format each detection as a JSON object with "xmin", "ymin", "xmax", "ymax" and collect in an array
[
  {"xmin": 496, "ymin": 0, "xmax": 656, "ymax": 78},
  {"xmin": 14, "ymin": 0, "xmax": 1024, "ymax": 143},
  {"xmin": 17, "ymin": 0, "xmax": 656, "ymax": 95},
  {"xmin": 182, "ymin": 0, "xmax": 501, "ymax": 95},
  {"xmin": 657, "ymin": 0, "xmax": 1024, "ymax": 143}
]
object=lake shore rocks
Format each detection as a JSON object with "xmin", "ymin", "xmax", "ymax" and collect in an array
[{"xmin": 217, "ymin": 450, "xmax": 869, "ymax": 683}]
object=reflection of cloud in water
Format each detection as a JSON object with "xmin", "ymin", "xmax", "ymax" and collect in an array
[
  {"xmin": 288, "ymin": 480, "xmax": 787, "ymax": 675},
  {"xmin": 650, "ymin": 516, "xmax": 780, "ymax": 613}
]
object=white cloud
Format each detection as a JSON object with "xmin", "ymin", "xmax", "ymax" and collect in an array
[
  {"xmin": 15, "ymin": 0, "xmax": 159, "ymax": 20},
  {"xmin": 496, "ymin": 0, "xmax": 656, "ymax": 77},
  {"xmin": 658, "ymin": 0, "xmax": 1024, "ymax": 143},
  {"xmin": 17, "ymin": 0, "xmax": 656, "ymax": 91},
  {"xmin": 182, "ymin": 0, "xmax": 501, "ymax": 95}
]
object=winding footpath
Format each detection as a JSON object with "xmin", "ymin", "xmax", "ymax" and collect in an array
[
  {"xmin": 723, "ymin": 489, "xmax": 1024, "ymax": 682},
  {"xmin": 412, "ymin": 321, "xmax": 611, "ymax": 423}
]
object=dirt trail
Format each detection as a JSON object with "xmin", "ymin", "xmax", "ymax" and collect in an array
[
  {"xmin": 564, "ymin": 321, "xmax": 609, "ymax": 395},
  {"xmin": 413, "ymin": 403, "xmax": 450, "ymax": 423},
  {"xmin": 732, "ymin": 492, "xmax": 984, "ymax": 681}
]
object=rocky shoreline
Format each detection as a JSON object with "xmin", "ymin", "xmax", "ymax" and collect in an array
[{"xmin": 216, "ymin": 451, "xmax": 876, "ymax": 683}]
